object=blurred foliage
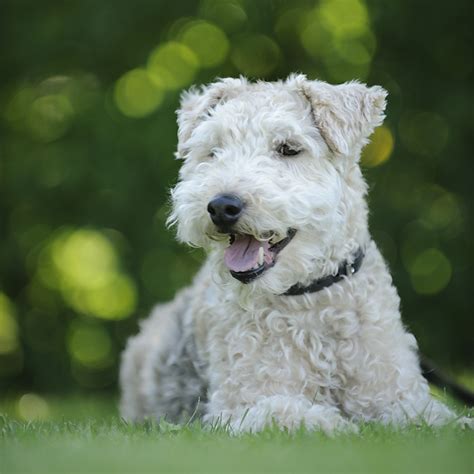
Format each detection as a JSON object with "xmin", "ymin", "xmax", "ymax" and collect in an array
[{"xmin": 0, "ymin": 0, "xmax": 473, "ymax": 393}]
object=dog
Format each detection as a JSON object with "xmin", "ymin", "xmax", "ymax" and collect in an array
[{"xmin": 119, "ymin": 74, "xmax": 469, "ymax": 433}]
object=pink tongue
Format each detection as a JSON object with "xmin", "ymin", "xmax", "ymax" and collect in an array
[{"xmin": 224, "ymin": 235, "xmax": 272, "ymax": 273}]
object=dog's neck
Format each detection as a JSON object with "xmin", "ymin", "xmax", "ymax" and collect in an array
[{"xmin": 282, "ymin": 247, "xmax": 365, "ymax": 296}]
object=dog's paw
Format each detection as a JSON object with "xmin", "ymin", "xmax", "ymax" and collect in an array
[
  {"xmin": 206, "ymin": 397, "xmax": 357, "ymax": 435},
  {"xmin": 304, "ymin": 404, "xmax": 359, "ymax": 435}
]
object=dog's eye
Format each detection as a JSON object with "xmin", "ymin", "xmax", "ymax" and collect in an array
[
  {"xmin": 277, "ymin": 143, "xmax": 301, "ymax": 157},
  {"xmin": 208, "ymin": 147, "xmax": 220, "ymax": 159}
]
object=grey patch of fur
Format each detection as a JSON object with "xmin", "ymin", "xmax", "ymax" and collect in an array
[{"xmin": 150, "ymin": 312, "xmax": 208, "ymax": 423}]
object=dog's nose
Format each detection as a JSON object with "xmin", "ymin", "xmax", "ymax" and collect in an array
[{"xmin": 207, "ymin": 194, "xmax": 244, "ymax": 230}]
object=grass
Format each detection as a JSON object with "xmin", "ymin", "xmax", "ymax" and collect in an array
[{"xmin": 0, "ymin": 396, "xmax": 473, "ymax": 473}]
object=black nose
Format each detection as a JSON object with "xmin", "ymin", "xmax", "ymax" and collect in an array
[{"xmin": 207, "ymin": 194, "xmax": 244, "ymax": 231}]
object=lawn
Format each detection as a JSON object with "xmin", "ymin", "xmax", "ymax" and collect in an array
[{"xmin": 0, "ymin": 396, "xmax": 473, "ymax": 473}]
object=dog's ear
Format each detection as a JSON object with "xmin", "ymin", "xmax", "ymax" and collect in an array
[
  {"xmin": 289, "ymin": 75, "xmax": 387, "ymax": 156},
  {"xmin": 176, "ymin": 77, "xmax": 248, "ymax": 156}
]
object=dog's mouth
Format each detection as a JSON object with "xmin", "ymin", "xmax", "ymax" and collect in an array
[{"xmin": 224, "ymin": 228, "xmax": 297, "ymax": 283}]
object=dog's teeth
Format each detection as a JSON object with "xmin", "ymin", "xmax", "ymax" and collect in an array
[{"xmin": 258, "ymin": 246, "xmax": 264, "ymax": 266}]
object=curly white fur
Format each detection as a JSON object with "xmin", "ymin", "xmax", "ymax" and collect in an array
[{"xmin": 120, "ymin": 75, "xmax": 469, "ymax": 434}]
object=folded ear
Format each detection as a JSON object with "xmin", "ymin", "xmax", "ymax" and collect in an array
[
  {"xmin": 290, "ymin": 75, "xmax": 387, "ymax": 156},
  {"xmin": 176, "ymin": 77, "xmax": 248, "ymax": 155}
]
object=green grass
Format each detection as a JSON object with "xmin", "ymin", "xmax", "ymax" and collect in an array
[{"xmin": 0, "ymin": 396, "xmax": 473, "ymax": 474}]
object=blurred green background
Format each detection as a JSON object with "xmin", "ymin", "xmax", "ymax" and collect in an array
[{"xmin": 1, "ymin": 0, "xmax": 473, "ymax": 406}]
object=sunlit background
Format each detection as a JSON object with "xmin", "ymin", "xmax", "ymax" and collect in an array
[{"xmin": 1, "ymin": 0, "xmax": 473, "ymax": 419}]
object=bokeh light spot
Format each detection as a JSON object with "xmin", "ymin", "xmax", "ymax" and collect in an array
[
  {"xmin": 4, "ymin": 74, "xmax": 98, "ymax": 140},
  {"xmin": 67, "ymin": 320, "xmax": 114, "ymax": 369},
  {"xmin": 319, "ymin": 0, "xmax": 369, "ymax": 38},
  {"xmin": 17, "ymin": 393, "xmax": 50, "ymax": 420},
  {"xmin": 300, "ymin": 13, "xmax": 330, "ymax": 60},
  {"xmin": 0, "ymin": 293, "xmax": 19, "ymax": 354},
  {"xmin": 82, "ymin": 274, "xmax": 137, "ymax": 320},
  {"xmin": 231, "ymin": 34, "xmax": 280, "ymax": 77},
  {"xmin": 4, "ymin": 87, "xmax": 35, "ymax": 123},
  {"xmin": 27, "ymin": 94, "xmax": 74, "ymax": 142},
  {"xmin": 166, "ymin": 17, "xmax": 195, "ymax": 41},
  {"xmin": 181, "ymin": 21, "xmax": 229, "ymax": 68},
  {"xmin": 114, "ymin": 68, "xmax": 164, "ymax": 118},
  {"xmin": 199, "ymin": 0, "xmax": 247, "ymax": 33},
  {"xmin": 147, "ymin": 41, "xmax": 199, "ymax": 90},
  {"xmin": 421, "ymin": 192, "xmax": 464, "ymax": 234},
  {"xmin": 411, "ymin": 184, "xmax": 465, "ymax": 238},
  {"xmin": 37, "ymin": 228, "xmax": 137, "ymax": 320},
  {"xmin": 361, "ymin": 125, "xmax": 394, "ymax": 167},
  {"xmin": 409, "ymin": 248, "xmax": 452, "ymax": 295},
  {"xmin": 300, "ymin": 3, "xmax": 374, "ymax": 81},
  {"xmin": 333, "ymin": 35, "xmax": 374, "ymax": 65},
  {"xmin": 51, "ymin": 230, "xmax": 118, "ymax": 289}
]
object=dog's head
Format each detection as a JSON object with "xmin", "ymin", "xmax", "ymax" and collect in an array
[{"xmin": 168, "ymin": 75, "xmax": 387, "ymax": 294}]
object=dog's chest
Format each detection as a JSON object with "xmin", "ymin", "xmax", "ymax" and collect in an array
[{"xmin": 205, "ymin": 300, "xmax": 360, "ymax": 398}]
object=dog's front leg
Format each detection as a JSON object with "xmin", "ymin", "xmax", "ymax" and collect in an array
[{"xmin": 204, "ymin": 393, "xmax": 356, "ymax": 434}]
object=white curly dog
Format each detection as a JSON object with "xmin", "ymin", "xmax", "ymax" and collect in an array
[{"xmin": 120, "ymin": 74, "xmax": 466, "ymax": 433}]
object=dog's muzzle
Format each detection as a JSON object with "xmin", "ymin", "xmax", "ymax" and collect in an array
[{"xmin": 207, "ymin": 193, "xmax": 296, "ymax": 284}]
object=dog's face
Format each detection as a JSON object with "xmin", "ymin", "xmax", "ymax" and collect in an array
[{"xmin": 169, "ymin": 75, "xmax": 387, "ymax": 294}]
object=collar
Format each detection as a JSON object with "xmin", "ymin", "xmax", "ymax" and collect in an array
[{"xmin": 282, "ymin": 247, "xmax": 365, "ymax": 296}]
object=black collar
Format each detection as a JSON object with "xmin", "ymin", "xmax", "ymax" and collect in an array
[{"xmin": 283, "ymin": 247, "xmax": 365, "ymax": 296}]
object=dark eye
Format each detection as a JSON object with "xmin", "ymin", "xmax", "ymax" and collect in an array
[{"xmin": 277, "ymin": 143, "xmax": 301, "ymax": 157}]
